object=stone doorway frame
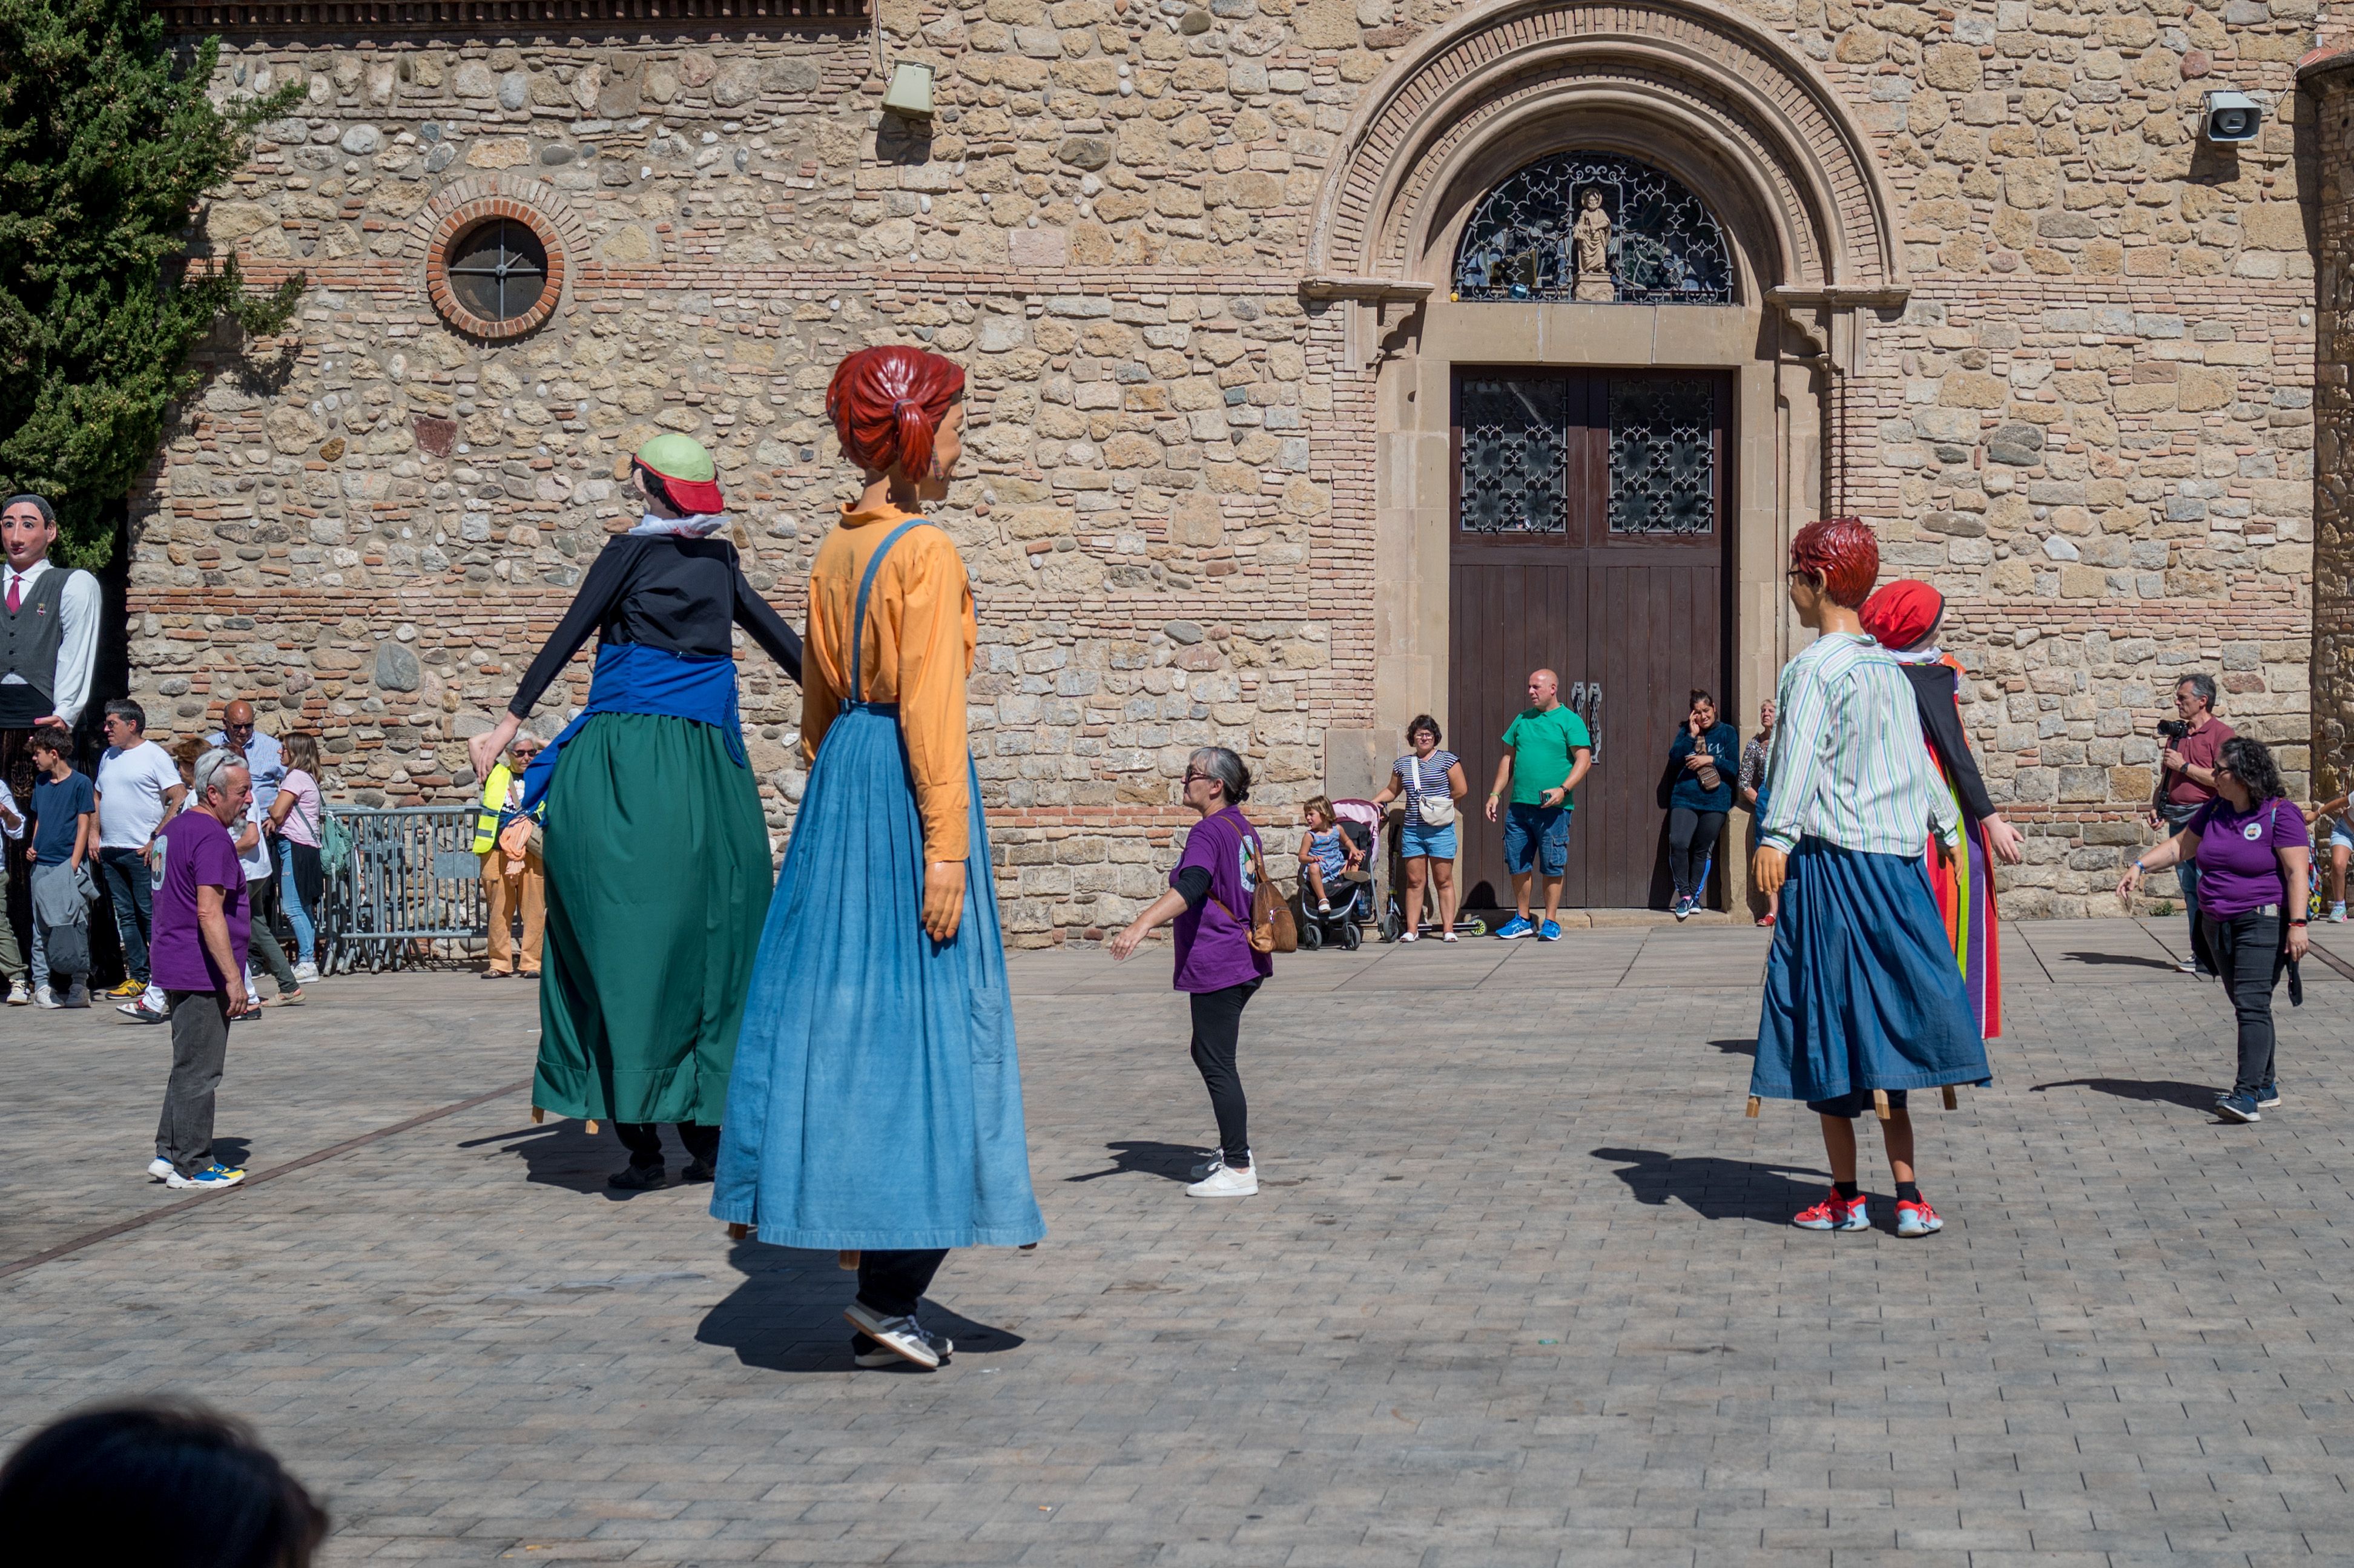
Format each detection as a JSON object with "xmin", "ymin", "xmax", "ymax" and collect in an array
[{"xmin": 1304, "ymin": 0, "xmax": 1908, "ymax": 912}]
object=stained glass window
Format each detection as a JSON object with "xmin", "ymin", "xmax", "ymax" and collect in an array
[
  {"xmin": 1607, "ymin": 378, "xmax": 1715, "ymax": 534},
  {"xmin": 1452, "ymin": 152, "xmax": 1734, "ymax": 305},
  {"xmin": 1457, "ymin": 376, "xmax": 1571, "ymax": 534}
]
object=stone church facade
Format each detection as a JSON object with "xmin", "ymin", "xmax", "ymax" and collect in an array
[{"xmin": 140, "ymin": 0, "xmax": 2324, "ymax": 937}]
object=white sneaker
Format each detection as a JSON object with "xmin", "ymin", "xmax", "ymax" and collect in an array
[
  {"xmin": 147, "ymin": 1156, "xmax": 175, "ymax": 1182},
  {"xmin": 2333, "ymin": 903, "xmax": 2347, "ymax": 924},
  {"xmin": 33, "ymin": 986, "xmax": 59, "ymax": 1009},
  {"xmin": 1187, "ymin": 1163, "xmax": 1259, "ymax": 1198},
  {"xmin": 64, "ymin": 982, "xmax": 90, "ymax": 1009},
  {"xmin": 841, "ymin": 1302, "xmax": 943, "ymax": 1368},
  {"xmin": 294, "ymin": 962, "xmax": 320, "ymax": 984},
  {"xmin": 1190, "ymin": 1147, "xmax": 1253, "ymax": 1181},
  {"xmin": 1317, "ymin": 900, "xmax": 1331, "ymax": 914},
  {"xmin": 1440, "ymin": 931, "xmax": 1458, "ymax": 943},
  {"xmin": 1399, "ymin": 929, "xmax": 1418, "ymax": 943},
  {"xmin": 5, "ymin": 980, "xmax": 25, "ymax": 1004}
]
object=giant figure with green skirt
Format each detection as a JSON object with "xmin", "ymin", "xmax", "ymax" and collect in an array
[{"xmin": 468, "ymin": 435, "xmax": 802, "ymax": 1190}]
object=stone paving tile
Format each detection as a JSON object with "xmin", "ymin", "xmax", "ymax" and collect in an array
[{"xmin": 2, "ymin": 921, "xmax": 2351, "ymax": 1564}]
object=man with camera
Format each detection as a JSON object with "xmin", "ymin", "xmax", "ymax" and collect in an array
[{"xmin": 2150, "ymin": 673, "xmax": 2235, "ymax": 976}]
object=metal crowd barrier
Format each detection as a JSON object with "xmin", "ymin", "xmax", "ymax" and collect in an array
[{"xmin": 318, "ymin": 805, "xmax": 486, "ymax": 973}]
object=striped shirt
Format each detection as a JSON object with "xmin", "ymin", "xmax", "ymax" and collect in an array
[
  {"xmin": 1757, "ymin": 632, "xmax": 1959, "ymax": 857},
  {"xmin": 1393, "ymin": 749, "xmax": 1460, "ymax": 806}
]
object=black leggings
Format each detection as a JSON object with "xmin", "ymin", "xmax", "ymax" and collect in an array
[
  {"xmin": 615, "ymin": 1121, "xmax": 719, "ymax": 1169},
  {"xmin": 2205, "ymin": 910, "xmax": 2283, "ymax": 1095},
  {"xmin": 1189, "ymin": 980, "xmax": 1260, "ymax": 1167},
  {"xmin": 856, "ymin": 1248, "xmax": 949, "ymax": 1320},
  {"xmin": 1668, "ymin": 808, "xmax": 1726, "ymax": 899}
]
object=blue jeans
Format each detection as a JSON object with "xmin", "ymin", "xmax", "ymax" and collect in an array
[
  {"xmin": 275, "ymin": 839, "xmax": 315, "ymax": 967},
  {"xmin": 1503, "ymin": 802, "xmax": 1571, "ymax": 877},
  {"xmin": 97, "ymin": 845, "xmax": 154, "ymax": 985},
  {"xmin": 2160, "ymin": 803, "xmax": 2206, "ymax": 969}
]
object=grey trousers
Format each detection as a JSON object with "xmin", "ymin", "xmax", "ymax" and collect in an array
[
  {"xmin": 0, "ymin": 854, "xmax": 22, "ymax": 984},
  {"xmin": 157, "ymin": 990, "xmax": 234, "ymax": 1176}
]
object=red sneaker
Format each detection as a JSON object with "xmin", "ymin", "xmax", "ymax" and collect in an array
[
  {"xmin": 1793, "ymin": 1189, "xmax": 1869, "ymax": 1231},
  {"xmin": 1895, "ymin": 1197, "xmax": 1944, "ymax": 1237}
]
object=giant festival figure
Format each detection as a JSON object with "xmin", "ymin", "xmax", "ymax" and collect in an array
[
  {"xmin": 1748, "ymin": 519, "xmax": 1990, "ymax": 1239},
  {"xmin": 714, "ymin": 346, "xmax": 1044, "ymax": 1372}
]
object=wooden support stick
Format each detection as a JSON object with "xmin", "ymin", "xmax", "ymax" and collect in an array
[
  {"xmin": 1942, "ymin": 1085, "xmax": 1959, "ymax": 1110},
  {"xmin": 1745, "ymin": 1095, "xmax": 1761, "ymax": 1118},
  {"xmin": 1872, "ymin": 1089, "xmax": 1892, "ymax": 1121},
  {"xmin": 837, "ymin": 1250, "xmax": 861, "ymax": 1271},
  {"xmin": 584, "ymin": 1119, "xmax": 599, "ymax": 1135},
  {"xmin": 725, "ymin": 1222, "xmax": 750, "ymax": 1240},
  {"xmin": 530, "ymin": 1105, "xmax": 544, "ymax": 1124}
]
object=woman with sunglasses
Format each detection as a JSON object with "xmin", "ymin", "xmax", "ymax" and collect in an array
[
  {"xmin": 468, "ymin": 434, "xmax": 802, "ymax": 1193},
  {"xmin": 1109, "ymin": 745, "xmax": 1273, "ymax": 1200},
  {"xmin": 2117, "ymin": 735, "xmax": 2310, "ymax": 1122}
]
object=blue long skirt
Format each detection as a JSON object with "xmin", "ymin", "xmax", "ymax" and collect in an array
[
  {"xmin": 1751, "ymin": 837, "xmax": 1991, "ymax": 1102},
  {"xmin": 711, "ymin": 704, "xmax": 1046, "ymax": 1250}
]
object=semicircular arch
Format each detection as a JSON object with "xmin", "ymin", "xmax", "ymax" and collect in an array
[{"xmin": 1307, "ymin": 0, "xmax": 1904, "ymax": 296}]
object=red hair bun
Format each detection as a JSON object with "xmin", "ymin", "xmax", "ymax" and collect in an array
[
  {"xmin": 826, "ymin": 346, "xmax": 966, "ymax": 479},
  {"xmin": 1789, "ymin": 517, "xmax": 1879, "ymax": 609}
]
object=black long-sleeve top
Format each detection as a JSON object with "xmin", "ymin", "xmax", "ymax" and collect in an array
[
  {"xmin": 1899, "ymin": 662, "xmax": 1997, "ymax": 827},
  {"xmin": 509, "ymin": 535, "xmax": 802, "ymax": 718}
]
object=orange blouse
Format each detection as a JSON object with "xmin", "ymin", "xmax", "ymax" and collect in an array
[{"xmin": 801, "ymin": 502, "xmax": 978, "ymax": 864}]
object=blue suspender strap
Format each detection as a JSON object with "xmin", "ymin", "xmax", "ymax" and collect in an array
[{"xmin": 849, "ymin": 518, "xmax": 934, "ymax": 707}]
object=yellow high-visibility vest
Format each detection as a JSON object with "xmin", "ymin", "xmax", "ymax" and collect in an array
[{"xmin": 472, "ymin": 763, "xmax": 513, "ymax": 853}]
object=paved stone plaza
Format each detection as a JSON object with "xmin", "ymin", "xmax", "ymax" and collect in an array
[{"xmin": 7, "ymin": 918, "xmax": 2354, "ymax": 1565}]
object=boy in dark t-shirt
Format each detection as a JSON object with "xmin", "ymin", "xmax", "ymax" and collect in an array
[{"xmin": 24, "ymin": 723, "xmax": 94, "ymax": 1006}]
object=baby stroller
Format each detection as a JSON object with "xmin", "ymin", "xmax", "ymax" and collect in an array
[{"xmin": 1297, "ymin": 799, "xmax": 1379, "ymax": 952}]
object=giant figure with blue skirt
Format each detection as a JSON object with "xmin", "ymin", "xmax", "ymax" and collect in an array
[
  {"xmin": 468, "ymin": 435, "xmax": 803, "ymax": 1190},
  {"xmin": 714, "ymin": 345, "xmax": 1044, "ymax": 1372},
  {"xmin": 1748, "ymin": 517, "xmax": 1988, "ymax": 1240}
]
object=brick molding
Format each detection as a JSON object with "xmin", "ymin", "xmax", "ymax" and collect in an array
[{"xmin": 413, "ymin": 177, "xmax": 583, "ymax": 342}]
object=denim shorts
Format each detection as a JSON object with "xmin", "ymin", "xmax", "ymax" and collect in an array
[
  {"xmin": 1807, "ymin": 1089, "xmax": 1908, "ymax": 1118},
  {"xmin": 1400, "ymin": 815, "xmax": 1457, "ymax": 861},
  {"xmin": 1502, "ymin": 802, "xmax": 1571, "ymax": 877},
  {"xmin": 2332, "ymin": 817, "xmax": 2353, "ymax": 854}
]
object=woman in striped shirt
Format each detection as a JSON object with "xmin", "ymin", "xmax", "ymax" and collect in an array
[{"xmin": 1370, "ymin": 715, "xmax": 1468, "ymax": 941}]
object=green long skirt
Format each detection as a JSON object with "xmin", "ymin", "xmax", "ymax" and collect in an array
[{"xmin": 532, "ymin": 712, "xmax": 771, "ymax": 1126}]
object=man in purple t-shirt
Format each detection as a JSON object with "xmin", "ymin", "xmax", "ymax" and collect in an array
[{"xmin": 148, "ymin": 751, "xmax": 256, "ymax": 1190}]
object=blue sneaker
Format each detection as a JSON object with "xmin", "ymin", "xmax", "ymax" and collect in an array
[
  {"xmin": 2215, "ymin": 1092, "xmax": 2262, "ymax": 1124},
  {"xmin": 1494, "ymin": 915, "xmax": 1534, "ymax": 940},
  {"xmin": 1538, "ymin": 920, "xmax": 1561, "ymax": 941},
  {"xmin": 163, "ymin": 1162, "xmax": 246, "ymax": 1190},
  {"xmin": 2258, "ymin": 1081, "xmax": 2281, "ymax": 1108}
]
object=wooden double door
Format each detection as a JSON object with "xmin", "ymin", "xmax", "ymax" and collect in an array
[{"xmin": 1445, "ymin": 367, "xmax": 1733, "ymax": 911}]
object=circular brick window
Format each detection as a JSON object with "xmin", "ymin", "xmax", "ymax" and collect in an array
[{"xmin": 426, "ymin": 200, "xmax": 565, "ymax": 340}]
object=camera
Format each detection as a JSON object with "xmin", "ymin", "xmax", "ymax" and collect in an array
[{"xmin": 2157, "ymin": 719, "xmax": 2189, "ymax": 742}]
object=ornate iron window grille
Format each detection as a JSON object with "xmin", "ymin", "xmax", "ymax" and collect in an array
[
  {"xmin": 1452, "ymin": 151, "xmax": 1735, "ymax": 306},
  {"xmin": 1607, "ymin": 378, "xmax": 1715, "ymax": 535},
  {"xmin": 1457, "ymin": 376, "xmax": 1571, "ymax": 535},
  {"xmin": 444, "ymin": 219, "xmax": 549, "ymax": 324}
]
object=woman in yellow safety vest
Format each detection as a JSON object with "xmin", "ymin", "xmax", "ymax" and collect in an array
[{"xmin": 473, "ymin": 732, "xmax": 544, "ymax": 978}]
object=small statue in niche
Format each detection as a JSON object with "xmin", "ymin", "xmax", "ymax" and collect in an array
[{"xmin": 1572, "ymin": 188, "xmax": 1615, "ymax": 302}]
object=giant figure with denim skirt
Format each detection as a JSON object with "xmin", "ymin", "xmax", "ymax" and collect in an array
[
  {"xmin": 467, "ymin": 434, "xmax": 803, "ymax": 1192},
  {"xmin": 1749, "ymin": 518, "xmax": 1988, "ymax": 1241},
  {"xmin": 714, "ymin": 346, "xmax": 1044, "ymax": 1372}
]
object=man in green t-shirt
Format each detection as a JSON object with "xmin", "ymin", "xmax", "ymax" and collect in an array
[{"xmin": 1483, "ymin": 667, "xmax": 1594, "ymax": 940}]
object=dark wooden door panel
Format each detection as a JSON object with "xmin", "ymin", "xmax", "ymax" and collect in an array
[{"xmin": 1446, "ymin": 366, "xmax": 1729, "ymax": 911}]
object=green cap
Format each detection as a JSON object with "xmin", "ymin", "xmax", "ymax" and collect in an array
[{"xmin": 634, "ymin": 433, "xmax": 716, "ymax": 482}]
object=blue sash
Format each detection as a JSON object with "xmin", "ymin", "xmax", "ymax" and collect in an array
[
  {"xmin": 519, "ymin": 641, "xmax": 744, "ymax": 813},
  {"xmin": 839, "ymin": 517, "xmax": 938, "ymax": 714}
]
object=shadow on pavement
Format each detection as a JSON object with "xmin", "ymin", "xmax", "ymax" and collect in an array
[
  {"xmin": 697, "ymin": 1241, "xmax": 1026, "ymax": 1373},
  {"xmin": 1708, "ymin": 1038, "xmax": 1756, "ymax": 1056},
  {"xmin": 2031, "ymin": 1077, "xmax": 2223, "ymax": 1113},
  {"xmin": 1063, "ymin": 1139, "xmax": 1202, "ymax": 1184},
  {"xmin": 478, "ymin": 1121, "xmax": 668, "ymax": 1201},
  {"xmin": 2057, "ymin": 951, "xmax": 2183, "ymax": 971},
  {"xmin": 1590, "ymin": 1147, "xmax": 1827, "ymax": 1224}
]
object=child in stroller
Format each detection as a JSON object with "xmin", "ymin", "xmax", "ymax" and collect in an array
[{"xmin": 1296, "ymin": 796, "xmax": 1376, "ymax": 951}]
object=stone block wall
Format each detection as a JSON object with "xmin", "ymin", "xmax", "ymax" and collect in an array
[{"xmin": 142, "ymin": 0, "xmax": 2324, "ymax": 935}]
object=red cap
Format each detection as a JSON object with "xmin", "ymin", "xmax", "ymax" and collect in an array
[{"xmin": 1859, "ymin": 579, "xmax": 1943, "ymax": 650}]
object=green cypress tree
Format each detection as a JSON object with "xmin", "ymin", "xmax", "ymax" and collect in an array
[{"xmin": 0, "ymin": 0, "xmax": 303, "ymax": 566}]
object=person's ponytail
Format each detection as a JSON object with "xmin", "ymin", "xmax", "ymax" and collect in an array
[
  {"xmin": 827, "ymin": 348, "xmax": 964, "ymax": 479},
  {"xmin": 893, "ymin": 397, "xmax": 935, "ymax": 482}
]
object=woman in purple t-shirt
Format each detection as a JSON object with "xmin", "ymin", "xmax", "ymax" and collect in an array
[
  {"xmin": 2118, "ymin": 735, "xmax": 2311, "ymax": 1122},
  {"xmin": 1109, "ymin": 746, "xmax": 1273, "ymax": 1199}
]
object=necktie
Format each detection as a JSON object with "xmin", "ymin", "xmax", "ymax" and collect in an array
[{"xmin": 5, "ymin": 576, "xmax": 16, "ymax": 614}]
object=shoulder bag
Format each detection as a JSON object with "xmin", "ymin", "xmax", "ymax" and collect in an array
[
  {"xmin": 1409, "ymin": 754, "xmax": 1456, "ymax": 827},
  {"xmin": 1210, "ymin": 823, "xmax": 1295, "ymax": 955}
]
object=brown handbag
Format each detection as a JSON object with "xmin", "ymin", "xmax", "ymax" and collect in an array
[{"xmin": 1211, "ymin": 829, "xmax": 1295, "ymax": 954}]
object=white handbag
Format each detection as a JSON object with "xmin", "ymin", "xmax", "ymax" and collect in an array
[{"xmin": 1409, "ymin": 754, "xmax": 1456, "ymax": 826}]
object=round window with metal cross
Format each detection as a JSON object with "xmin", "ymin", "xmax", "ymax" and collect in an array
[{"xmin": 426, "ymin": 200, "xmax": 567, "ymax": 340}]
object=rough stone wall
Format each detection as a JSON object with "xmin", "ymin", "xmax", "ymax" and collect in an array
[{"xmin": 144, "ymin": 0, "xmax": 2321, "ymax": 935}]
